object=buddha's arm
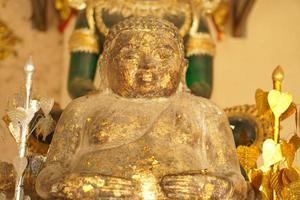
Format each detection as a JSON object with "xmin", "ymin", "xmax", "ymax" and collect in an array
[
  {"xmin": 68, "ymin": 11, "xmax": 101, "ymax": 99},
  {"xmin": 204, "ymin": 111, "xmax": 248, "ymax": 199},
  {"xmin": 35, "ymin": 102, "xmax": 83, "ymax": 198},
  {"xmin": 36, "ymin": 99, "xmax": 134, "ymax": 199},
  {"xmin": 162, "ymin": 107, "xmax": 247, "ymax": 199}
]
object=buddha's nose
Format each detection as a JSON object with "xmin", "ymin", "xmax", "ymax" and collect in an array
[{"xmin": 140, "ymin": 56, "xmax": 157, "ymax": 70}]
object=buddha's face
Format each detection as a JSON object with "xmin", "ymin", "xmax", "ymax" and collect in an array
[{"xmin": 107, "ymin": 31, "xmax": 184, "ymax": 98}]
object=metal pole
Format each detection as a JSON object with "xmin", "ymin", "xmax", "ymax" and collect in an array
[{"xmin": 14, "ymin": 57, "xmax": 34, "ymax": 200}]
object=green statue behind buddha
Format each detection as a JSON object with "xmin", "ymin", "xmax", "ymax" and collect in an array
[
  {"xmin": 36, "ymin": 17, "xmax": 250, "ymax": 199},
  {"xmin": 67, "ymin": 0, "xmax": 221, "ymax": 99}
]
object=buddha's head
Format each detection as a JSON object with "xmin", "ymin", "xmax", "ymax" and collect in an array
[{"xmin": 99, "ymin": 16, "xmax": 186, "ymax": 98}]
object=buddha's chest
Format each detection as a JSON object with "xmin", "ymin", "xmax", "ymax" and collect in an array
[
  {"xmin": 77, "ymin": 110, "xmax": 204, "ymax": 177},
  {"xmin": 73, "ymin": 101, "xmax": 209, "ymax": 177},
  {"xmin": 84, "ymin": 110, "xmax": 201, "ymax": 150}
]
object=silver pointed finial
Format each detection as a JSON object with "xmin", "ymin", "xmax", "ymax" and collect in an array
[{"xmin": 24, "ymin": 56, "xmax": 34, "ymax": 73}]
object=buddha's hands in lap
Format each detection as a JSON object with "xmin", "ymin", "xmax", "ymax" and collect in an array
[
  {"xmin": 49, "ymin": 173, "xmax": 134, "ymax": 199},
  {"xmin": 161, "ymin": 172, "xmax": 233, "ymax": 199}
]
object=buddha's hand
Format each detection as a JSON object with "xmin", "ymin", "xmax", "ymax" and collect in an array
[
  {"xmin": 50, "ymin": 173, "xmax": 134, "ymax": 199},
  {"xmin": 161, "ymin": 172, "xmax": 233, "ymax": 199},
  {"xmin": 35, "ymin": 163, "xmax": 66, "ymax": 199}
]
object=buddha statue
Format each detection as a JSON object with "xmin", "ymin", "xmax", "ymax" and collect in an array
[
  {"xmin": 67, "ymin": 0, "xmax": 224, "ymax": 99},
  {"xmin": 36, "ymin": 17, "xmax": 248, "ymax": 199}
]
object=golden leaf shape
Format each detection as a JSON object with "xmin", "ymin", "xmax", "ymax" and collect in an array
[
  {"xmin": 35, "ymin": 115, "xmax": 56, "ymax": 141},
  {"xmin": 281, "ymin": 102, "xmax": 297, "ymax": 121},
  {"xmin": 289, "ymin": 134, "xmax": 300, "ymax": 151},
  {"xmin": 7, "ymin": 108, "xmax": 27, "ymax": 124},
  {"xmin": 8, "ymin": 123, "xmax": 20, "ymax": 143},
  {"xmin": 236, "ymin": 145, "xmax": 260, "ymax": 171},
  {"xmin": 39, "ymin": 97, "xmax": 54, "ymax": 115},
  {"xmin": 261, "ymin": 139, "xmax": 283, "ymax": 171},
  {"xmin": 281, "ymin": 140, "xmax": 296, "ymax": 167},
  {"xmin": 260, "ymin": 170, "xmax": 272, "ymax": 200},
  {"xmin": 270, "ymin": 170, "xmax": 283, "ymax": 198},
  {"xmin": 255, "ymin": 89, "xmax": 270, "ymax": 115},
  {"xmin": 6, "ymin": 108, "xmax": 27, "ymax": 143},
  {"xmin": 268, "ymin": 90, "xmax": 293, "ymax": 118},
  {"xmin": 249, "ymin": 169, "xmax": 263, "ymax": 190},
  {"xmin": 282, "ymin": 180, "xmax": 300, "ymax": 200},
  {"xmin": 281, "ymin": 168, "xmax": 300, "ymax": 187}
]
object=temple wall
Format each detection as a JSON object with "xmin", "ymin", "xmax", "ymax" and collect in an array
[{"xmin": 213, "ymin": 0, "xmax": 300, "ymax": 109}]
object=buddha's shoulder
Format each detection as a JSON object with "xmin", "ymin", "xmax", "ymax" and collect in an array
[
  {"xmin": 62, "ymin": 93, "xmax": 113, "ymax": 117},
  {"xmin": 180, "ymin": 93, "xmax": 225, "ymax": 116}
]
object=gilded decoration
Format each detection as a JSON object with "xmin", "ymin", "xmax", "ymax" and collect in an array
[
  {"xmin": 68, "ymin": 0, "xmax": 227, "ymax": 55},
  {"xmin": 0, "ymin": 19, "xmax": 20, "ymax": 60},
  {"xmin": 224, "ymin": 104, "xmax": 272, "ymax": 149},
  {"xmin": 69, "ymin": 28, "xmax": 99, "ymax": 53},
  {"xmin": 186, "ymin": 33, "xmax": 216, "ymax": 56},
  {"xmin": 93, "ymin": 0, "xmax": 192, "ymax": 37},
  {"xmin": 234, "ymin": 66, "xmax": 300, "ymax": 200}
]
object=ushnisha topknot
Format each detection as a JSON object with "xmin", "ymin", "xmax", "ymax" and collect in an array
[{"xmin": 102, "ymin": 16, "xmax": 185, "ymax": 57}]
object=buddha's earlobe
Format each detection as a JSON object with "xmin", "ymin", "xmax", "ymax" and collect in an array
[{"xmin": 181, "ymin": 59, "xmax": 188, "ymax": 87}]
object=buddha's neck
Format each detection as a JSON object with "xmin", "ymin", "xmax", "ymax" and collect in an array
[{"xmin": 111, "ymin": 92, "xmax": 178, "ymax": 103}]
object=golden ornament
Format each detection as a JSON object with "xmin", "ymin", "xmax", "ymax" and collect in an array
[
  {"xmin": 289, "ymin": 134, "xmax": 300, "ymax": 150},
  {"xmin": 236, "ymin": 145, "xmax": 260, "ymax": 171},
  {"xmin": 0, "ymin": 19, "xmax": 21, "ymax": 60},
  {"xmin": 281, "ymin": 140, "xmax": 296, "ymax": 167},
  {"xmin": 268, "ymin": 90, "xmax": 292, "ymax": 119},
  {"xmin": 248, "ymin": 169, "xmax": 263, "ymax": 190},
  {"xmin": 261, "ymin": 139, "xmax": 283, "ymax": 171}
]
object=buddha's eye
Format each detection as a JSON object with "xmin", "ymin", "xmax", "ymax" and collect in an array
[
  {"xmin": 126, "ymin": 52, "xmax": 139, "ymax": 60},
  {"xmin": 153, "ymin": 47, "xmax": 173, "ymax": 60},
  {"xmin": 119, "ymin": 49, "xmax": 140, "ymax": 61}
]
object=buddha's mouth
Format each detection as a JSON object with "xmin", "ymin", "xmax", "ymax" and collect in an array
[{"xmin": 136, "ymin": 71, "xmax": 157, "ymax": 83}]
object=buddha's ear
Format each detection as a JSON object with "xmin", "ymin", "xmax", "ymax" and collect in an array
[{"xmin": 180, "ymin": 58, "xmax": 188, "ymax": 85}]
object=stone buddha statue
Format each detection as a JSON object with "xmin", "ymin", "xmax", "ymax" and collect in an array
[{"xmin": 36, "ymin": 17, "xmax": 247, "ymax": 199}]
